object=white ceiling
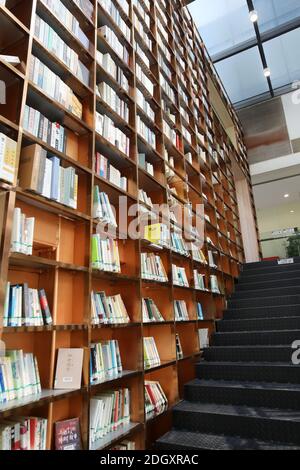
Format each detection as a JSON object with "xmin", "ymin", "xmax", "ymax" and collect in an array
[{"xmin": 253, "ymin": 174, "xmax": 300, "ymax": 209}]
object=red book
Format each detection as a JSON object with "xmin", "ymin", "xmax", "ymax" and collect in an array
[{"xmin": 55, "ymin": 418, "xmax": 82, "ymax": 450}]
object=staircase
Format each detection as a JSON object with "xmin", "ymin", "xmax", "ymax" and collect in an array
[{"xmin": 157, "ymin": 259, "xmax": 300, "ymax": 450}]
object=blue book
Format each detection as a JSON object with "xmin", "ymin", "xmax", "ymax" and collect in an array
[
  {"xmin": 197, "ymin": 303, "xmax": 204, "ymax": 320},
  {"xmin": 49, "ymin": 156, "xmax": 60, "ymax": 201},
  {"xmin": 109, "ymin": 340, "xmax": 118, "ymax": 377},
  {"xmin": 0, "ymin": 365, "xmax": 7, "ymax": 403}
]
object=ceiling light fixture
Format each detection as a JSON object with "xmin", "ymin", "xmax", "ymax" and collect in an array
[
  {"xmin": 264, "ymin": 67, "xmax": 271, "ymax": 78},
  {"xmin": 290, "ymin": 210, "xmax": 295, "ymax": 213},
  {"xmin": 249, "ymin": 10, "xmax": 258, "ymax": 23},
  {"xmin": 284, "ymin": 194, "xmax": 290, "ymax": 198}
]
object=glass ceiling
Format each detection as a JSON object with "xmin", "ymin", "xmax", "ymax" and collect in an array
[{"xmin": 187, "ymin": 0, "xmax": 300, "ymax": 107}]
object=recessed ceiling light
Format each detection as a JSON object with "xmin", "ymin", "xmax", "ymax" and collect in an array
[
  {"xmin": 290, "ymin": 210, "xmax": 295, "ymax": 213},
  {"xmin": 284, "ymin": 194, "xmax": 290, "ymax": 198},
  {"xmin": 264, "ymin": 67, "xmax": 271, "ymax": 78},
  {"xmin": 249, "ymin": 10, "xmax": 258, "ymax": 22}
]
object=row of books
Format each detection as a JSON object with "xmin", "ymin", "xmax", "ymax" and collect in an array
[
  {"xmin": 93, "ymin": 186, "xmax": 117, "ymax": 226},
  {"xmin": 136, "ymin": 116, "xmax": 156, "ymax": 148},
  {"xmin": 142, "ymin": 298, "xmax": 164, "ymax": 323},
  {"xmin": 0, "ymin": 350, "xmax": 41, "ymax": 403},
  {"xmin": 41, "ymin": 0, "xmax": 90, "ymax": 50},
  {"xmin": 11, "ymin": 208, "xmax": 35, "ymax": 256},
  {"xmin": 141, "ymin": 253, "xmax": 168, "ymax": 283},
  {"xmin": 110, "ymin": 440, "xmax": 135, "ymax": 450},
  {"xmin": 96, "ymin": 51, "xmax": 129, "ymax": 93},
  {"xmin": 97, "ymin": 82, "xmax": 129, "ymax": 122},
  {"xmin": 29, "ymin": 56, "xmax": 83, "ymax": 119},
  {"xmin": 19, "ymin": 144, "xmax": 78, "ymax": 209},
  {"xmin": 3, "ymin": 283, "xmax": 52, "ymax": 327},
  {"xmin": 194, "ymin": 271, "xmax": 221, "ymax": 293},
  {"xmin": 99, "ymin": 0, "xmax": 131, "ymax": 42},
  {"xmin": 95, "ymin": 152, "xmax": 128, "ymax": 192},
  {"xmin": 91, "ymin": 292, "xmax": 130, "ymax": 325},
  {"xmin": 138, "ymin": 153, "xmax": 154, "ymax": 176},
  {"xmin": 144, "ymin": 337, "xmax": 160, "ymax": 369},
  {"xmin": 0, "ymin": 133, "xmax": 17, "ymax": 184},
  {"xmin": 23, "ymin": 105, "xmax": 66, "ymax": 154},
  {"xmin": 96, "ymin": 111, "xmax": 130, "ymax": 156},
  {"xmin": 34, "ymin": 15, "xmax": 90, "ymax": 87},
  {"xmin": 0, "ymin": 417, "xmax": 47, "ymax": 450},
  {"xmin": 89, "ymin": 388, "xmax": 130, "ymax": 444},
  {"xmin": 145, "ymin": 381, "xmax": 168, "ymax": 420},
  {"xmin": 90, "ymin": 340, "xmax": 123, "ymax": 384},
  {"xmin": 91, "ymin": 235, "xmax": 121, "ymax": 273},
  {"xmin": 99, "ymin": 26, "xmax": 130, "ymax": 65}
]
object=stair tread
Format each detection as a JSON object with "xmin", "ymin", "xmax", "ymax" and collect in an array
[
  {"xmin": 231, "ymin": 290, "xmax": 300, "ymax": 299},
  {"xmin": 222, "ymin": 316, "xmax": 300, "ymax": 323},
  {"xmin": 197, "ymin": 361, "xmax": 297, "ymax": 367},
  {"xmin": 215, "ymin": 329, "xmax": 300, "ymax": 334},
  {"xmin": 157, "ymin": 430, "xmax": 300, "ymax": 450},
  {"xmin": 187, "ymin": 378, "xmax": 300, "ymax": 392},
  {"xmin": 175, "ymin": 400, "xmax": 300, "ymax": 421},
  {"xmin": 208, "ymin": 345, "xmax": 292, "ymax": 349},
  {"xmin": 227, "ymin": 303, "xmax": 300, "ymax": 311}
]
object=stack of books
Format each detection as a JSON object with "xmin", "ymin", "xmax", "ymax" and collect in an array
[
  {"xmin": 99, "ymin": 26, "xmax": 129, "ymax": 65},
  {"xmin": 0, "ymin": 133, "xmax": 17, "ymax": 184},
  {"xmin": 29, "ymin": 56, "xmax": 83, "ymax": 119},
  {"xmin": 176, "ymin": 334, "xmax": 183, "ymax": 359},
  {"xmin": 142, "ymin": 298, "xmax": 164, "ymax": 323},
  {"xmin": 91, "ymin": 292, "xmax": 130, "ymax": 325},
  {"xmin": 0, "ymin": 417, "xmax": 47, "ymax": 450},
  {"xmin": 172, "ymin": 265, "xmax": 189, "ymax": 287},
  {"xmin": 145, "ymin": 381, "xmax": 168, "ymax": 419},
  {"xmin": 194, "ymin": 271, "xmax": 207, "ymax": 291},
  {"xmin": 19, "ymin": 144, "xmax": 78, "ymax": 209},
  {"xmin": 95, "ymin": 153, "xmax": 128, "ymax": 192},
  {"xmin": 141, "ymin": 253, "xmax": 168, "ymax": 282},
  {"xmin": 3, "ymin": 284, "xmax": 52, "ymax": 327},
  {"xmin": 192, "ymin": 247, "xmax": 207, "ymax": 265},
  {"xmin": 90, "ymin": 340, "xmax": 123, "ymax": 383},
  {"xmin": 143, "ymin": 337, "xmax": 161, "ymax": 369},
  {"xmin": 93, "ymin": 186, "xmax": 117, "ymax": 227},
  {"xmin": 0, "ymin": 350, "xmax": 41, "ymax": 403},
  {"xmin": 89, "ymin": 388, "xmax": 130, "ymax": 445},
  {"xmin": 23, "ymin": 105, "xmax": 66, "ymax": 154},
  {"xmin": 91, "ymin": 235, "xmax": 121, "ymax": 273},
  {"xmin": 174, "ymin": 300, "xmax": 190, "ymax": 321},
  {"xmin": 138, "ymin": 154, "xmax": 154, "ymax": 175},
  {"xmin": 11, "ymin": 208, "xmax": 35, "ymax": 256}
]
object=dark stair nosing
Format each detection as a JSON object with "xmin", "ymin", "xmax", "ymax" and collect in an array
[
  {"xmin": 224, "ymin": 304, "xmax": 300, "ymax": 320},
  {"xmin": 196, "ymin": 361, "xmax": 300, "ymax": 384},
  {"xmin": 228, "ymin": 294, "xmax": 300, "ymax": 308},
  {"xmin": 230, "ymin": 286, "xmax": 300, "ymax": 300},
  {"xmin": 204, "ymin": 344, "xmax": 293, "ymax": 362},
  {"xmin": 185, "ymin": 378, "xmax": 300, "ymax": 409},
  {"xmin": 212, "ymin": 329, "xmax": 300, "ymax": 346},
  {"xmin": 217, "ymin": 316, "xmax": 300, "ymax": 332},
  {"xmin": 236, "ymin": 277, "xmax": 300, "ymax": 291},
  {"xmin": 156, "ymin": 430, "xmax": 300, "ymax": 450}
]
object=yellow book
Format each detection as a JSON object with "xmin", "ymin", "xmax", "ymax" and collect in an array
[
  {"xmin": 0, "ymin": 133, "xmax": 17, "ymax": 184},
  {"xmin": 144, "ymin": 223, "xmax": 162, "ymax": 244}
]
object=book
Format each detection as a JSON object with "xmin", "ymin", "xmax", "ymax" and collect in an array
[
  {"xmin": 144, "ymin": 381, "xmax": 168, "ymax": 419},
  {"xmin": 0, "ymin": 350, "xmax": 41, "ymax": 403},
  {"xmin": 54, "ymin": 349, "xmax": 84, "ymax": 390},
  {"xmin": 11, "ymin": 208, "xmax": 35, "ymax": 256},
  {"xmin": 210, "ymin": 275, "xmax": 221, "ymax": 294},
  {"xmin": 0, "ymin": 133, "xmax": 17, "ymax": 184},
  {"xmin": 93, "ymin": 186, "xmax": 117, "ymax": 227},
  {"xmin": 196, "ymin": 303, "xmax": 204, "ymax": 320},
  {"xmin": 194, "ymin": 270, "xmax": 207, "ymax": 291},
  {"xmin": 55, "ymin": 418, "xmax": 82, "ymax": 450},
  {"xmin": 89, "ymin": 388, "xmax": 130, "ymax": 445},
  {"xmin": 90, "ymin": 340, "xmax": 123, "ymax": 384},
  {"xmin": 3, "ymin": 284, "xmax": 52, "ymax": 327},
  {"xmin": 143, "ymin": 337, "xmax": 160, "ymax": 369},
  {"xmin": 176, "ymin": 334, "xmax": 183, "ymax": 360},
  {"xmin": 91, "ymin": 291, "xmax": 130, "ymax": 325},
  {"xmin": 95, "ymin": 153, "xmax": 128, "ymax": 191},
  {"xmin": 198, "ymin": 329, "xmax": 209, "ymax": 349}
]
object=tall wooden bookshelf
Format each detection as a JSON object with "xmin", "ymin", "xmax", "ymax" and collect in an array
[{"xmin": 0, "ymin": 0, "xmax": 258, "ymax": 450}]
